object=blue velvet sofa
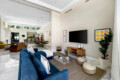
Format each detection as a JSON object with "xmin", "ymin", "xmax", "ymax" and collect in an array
[{"xmin": 18, "ymin": 48, "xmax": 68, "ymax": 80}]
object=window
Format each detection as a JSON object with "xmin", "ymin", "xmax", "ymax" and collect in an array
[
  {"xmin": 30, "ymin": 27, "xmax": 35, "ymax": 30},
  {"xmin": 24, "ymin": 26, "xmax": 29, "ymax": 30},
  {"xmin": 36, "ymin": 27, "xmax": 40, "ymax": 30},
  {"xmin": 16, "ymin": 25, "xmax": 22, "ymax": 29},
  {"xmin": 8, "ymin": 25, "xmax": 14, "ymax": 28}
]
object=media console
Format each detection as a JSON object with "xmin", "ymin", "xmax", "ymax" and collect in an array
[{"xmin": 67, "ymin": 47, "xmax": 86, "ymax": 56}]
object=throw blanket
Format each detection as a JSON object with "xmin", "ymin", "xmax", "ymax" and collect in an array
[{"xmin": 42, "ymin": 50, "xmax": 53, "ymax": 58}]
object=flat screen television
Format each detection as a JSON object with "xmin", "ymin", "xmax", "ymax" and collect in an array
[{"xmin": 69, "ymin": 30, "xmax": 87, "ymax": 43}]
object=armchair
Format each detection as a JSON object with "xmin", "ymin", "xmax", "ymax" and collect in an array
[{"xmin": 0, "ymin": 41, "xmax": 10, "ymax": 49}]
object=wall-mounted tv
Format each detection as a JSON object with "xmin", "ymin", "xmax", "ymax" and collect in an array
[{"xmin": 69, "ymin": 30, "xmax": 88, "ymax": 43}]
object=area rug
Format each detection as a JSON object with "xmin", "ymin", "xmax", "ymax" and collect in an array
[{"xmin": 50, "ymin": 53, "xmax": 106, "ymax": 80}]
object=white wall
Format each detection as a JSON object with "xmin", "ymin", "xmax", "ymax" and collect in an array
[
  {"xmin": 42, "ymin": 22, "xmax": 51, "ymax": 42},
  {"xmin": 0, "ymin": 18, "xmax": 6, "ymax": 42},
  {"xmin": 59, "ymin": 0, "xmax": 115, "ymax": 59},
  {"xmin": 51, "ymin": 11, "xmax": 61, "ymax": 51}
]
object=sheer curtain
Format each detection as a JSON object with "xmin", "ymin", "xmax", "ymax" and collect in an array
[{"xmin": 111, "ymin": 0, "xmax": 120, "ymax": 80}]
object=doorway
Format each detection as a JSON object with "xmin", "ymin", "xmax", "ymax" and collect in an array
[{"xmin": 11, "ymin": 32, "xmax": 19, "ymax": 44}]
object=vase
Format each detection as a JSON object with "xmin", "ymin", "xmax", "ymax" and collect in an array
[
  {"xmin": 59, "ymin": 56, "xmax": 63, "ymax": 60},
  {"xmin": 99, "ymin": 57, "xmax": 110, "ymax": 69},
  {"xmin": 65, "ymin": 56, "xmax": 69, "ymax": 61}
]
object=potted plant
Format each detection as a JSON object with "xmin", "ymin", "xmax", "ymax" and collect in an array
[
  {"xmin": 99, "ymin": 30, "xmax": 113, "ymax": 68},
  {"xmin": 64, "ymin": 49, "xmax": 69, "ymax": 61}
]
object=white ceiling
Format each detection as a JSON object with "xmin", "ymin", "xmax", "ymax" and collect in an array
[
  {"xmin": 39, "ymin": 0, "xmax": 73, "ymax": 9},
  {"xmin": 0, "ymin": 0, "xmax": 51, "ymax": 26},
  {"xmin": 0, "ymin": 0, "xmax": 80, "ymax": 26},
  {"xmin": 24, "ymin": 0, "xmax": 80, "ymax": 12}
]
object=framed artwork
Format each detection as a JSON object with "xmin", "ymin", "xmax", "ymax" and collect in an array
[
  {"xmin": 63, "ymin": 36, "xmax": 67, "ymax": 42},
  {"xmin": 94, "ymin": 28, "xmax": 110, "ymax": 42},
  {"xmin": 63, "ymin": 30, "xmax": 67, "ymax": 42},
  {"xmin": 63, "ymin": 30, "xmax": 67, "ymax": 36}
]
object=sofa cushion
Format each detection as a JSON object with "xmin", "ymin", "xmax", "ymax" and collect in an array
[
  {"xmin": 21, "ymin": 57, "xmax": 39, "ymax": 80},
  {"xmin": 20, "ymin": 48, "xmax": 30, "ymax": 59},
  {"xmin": 34, "ymin": 51, "xmax": 59, "ymax": 75},
  {"xmin": 20, "ymin": 49, "xmax": 39, "ymax": 80},
  {"xmin": 28, "ymin": 52, "xmax": 48, "ymax": 79}
]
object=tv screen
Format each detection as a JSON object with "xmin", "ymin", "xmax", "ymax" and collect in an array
[{"xmin": 69, "ymin": 30, "xmax": 87, "ymax": 43}]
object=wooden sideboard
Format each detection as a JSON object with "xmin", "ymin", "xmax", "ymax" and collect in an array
[{"xmin": 67, "ymin": 47, "xmax": 85, "ymax": 56}]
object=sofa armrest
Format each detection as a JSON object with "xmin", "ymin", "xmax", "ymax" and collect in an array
[{"xmin": 44, "ymin": 69, "xmax": 68, "ymax": 80}]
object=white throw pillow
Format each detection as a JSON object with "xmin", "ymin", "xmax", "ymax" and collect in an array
[
  {"xmin": 27, "ymin": 46, "xmax": 35, "ymax": 54},
  {"xmin": 41, "ymin": 55, "xmax": 51, "ymax": 74}
]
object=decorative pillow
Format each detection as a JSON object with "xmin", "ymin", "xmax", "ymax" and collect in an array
[
  {"xmin": 27, "ymin": 46, "xmax": 35, "ymax": 54},
  {"xmin": 41, "ymin": 55, "xmax": 51, "ymax": 74},
  {"xmin": 28, "ymin": 52, "xmax": 48, "ymax": 79}
]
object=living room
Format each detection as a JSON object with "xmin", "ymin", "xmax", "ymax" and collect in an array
[{"xmin": 0, "ymin": 0, "xmax": 120, "ymax": 80}]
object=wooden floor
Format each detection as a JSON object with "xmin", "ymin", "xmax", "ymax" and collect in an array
[{"xmin": 50, "ymin": 52, "xmax": 106, "ymax": 80}]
